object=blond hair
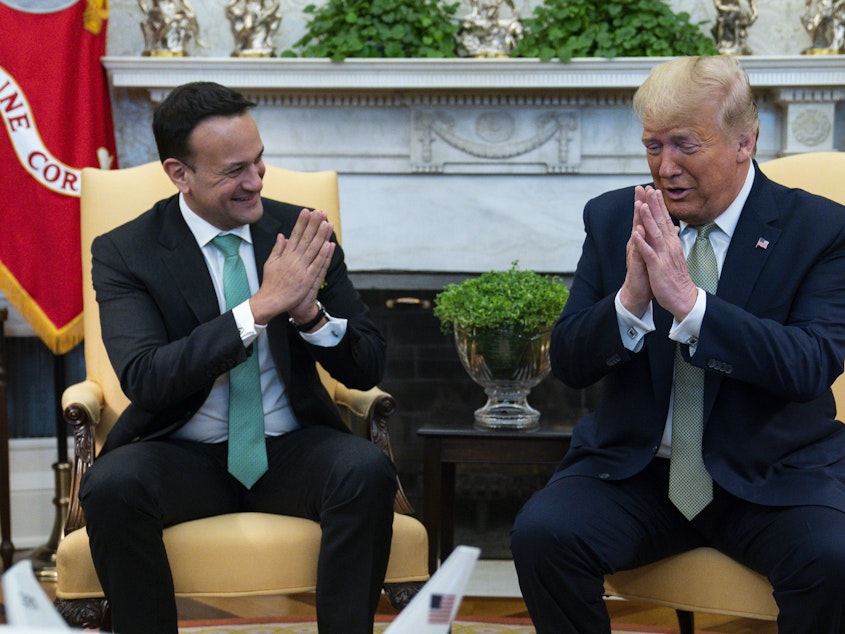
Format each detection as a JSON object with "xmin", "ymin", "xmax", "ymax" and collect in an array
[{"xmin": 633, "ymin": 56, "xmax": 759, "ymax": 145}]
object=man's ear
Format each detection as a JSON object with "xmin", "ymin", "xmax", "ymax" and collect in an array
[
  {"xmin": 162, "ymin": 158, "xmax": 190, "ymax": 193},
  {"xmin": 737, "ymin": 130, "xmax": 757, "ymax": 162}
]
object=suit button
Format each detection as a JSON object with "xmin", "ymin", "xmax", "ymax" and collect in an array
[
  {"xmin": 605, "ymin": 354, "xmax": 621, "ymax": 366},
  {"xmin": 724, "ymin": 364, "xmax": 733, "ymax": 374}
]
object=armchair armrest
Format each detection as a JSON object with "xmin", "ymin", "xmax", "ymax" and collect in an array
[
  {"xmin": 62, "ymin": 380, "xmax": 103, "ymax": 426},
  {"xmin": 61, "ymin": 380, "xmax": 103, "ymax": 535},
  {"xmin": 332, "ymin": 383, "xmax": 415, "ymax": 516}
]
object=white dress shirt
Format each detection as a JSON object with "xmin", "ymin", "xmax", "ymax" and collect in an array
[{"xmin": 170, "ymin": 195, "xmax": 347, "ymax": 442}]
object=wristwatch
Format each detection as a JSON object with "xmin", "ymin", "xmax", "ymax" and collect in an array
[{"xmin": 289, "ymin": 300, "xmax": 326, "ymax": 332}]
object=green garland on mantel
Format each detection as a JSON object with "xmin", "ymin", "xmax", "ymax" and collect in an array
[
  {"xmin": 282, "ymin": 0, "xmax": 461, "ymax": 60},
  {"xmin": 283, "ymin": 0, "xmax": 717, "ymax": 61},
  {"xmin": 516, "ymin": 0, "xmax": 718, "ymax": 61}
]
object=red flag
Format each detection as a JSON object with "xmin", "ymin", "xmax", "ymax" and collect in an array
[{"xmin": 0, "ymin": 0, "xmax": 116, "ymax": 354}]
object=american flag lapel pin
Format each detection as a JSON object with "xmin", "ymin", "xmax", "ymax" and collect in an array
[{"xmin": 755, "ymin": 237, "xmax": 769, "ymax": 250}]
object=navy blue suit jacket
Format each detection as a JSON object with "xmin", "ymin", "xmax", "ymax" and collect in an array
[
  {"xmin": 551, "ymin": 164, "xmax": 845, "ymax": 512},
  {"xmin": 91, "ymin": 195, "xmax": 386, "ymax": 454}
]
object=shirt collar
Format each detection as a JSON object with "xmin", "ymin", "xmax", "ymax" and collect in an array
[
  {"xmin": 678, "ymin": 161, "xmax": 755, "ymax": 240},
  {"xmin": 178, "ymin": 193, "xmax": 253, "ymax": 248}
]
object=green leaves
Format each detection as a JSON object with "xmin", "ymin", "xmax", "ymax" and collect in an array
[
  {"xmin": 514, "ymin": 0, "xmax": 717, "ymax": 61},
  {"xmin": 433, "ymin": 263, "xmax": 570, "ymax": 336},
  {"xmin": 285, "ymin": 0, "xmax": 716, "ymax": 62},
  {"xmin": 286, "ymin": 0, "xmax": 460, "ymax": 60}
]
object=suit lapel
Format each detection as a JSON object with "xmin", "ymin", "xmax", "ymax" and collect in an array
[
  {"xmin": 156, "ymin": 196, "xmax": 219, "ymax": 325},
  {"xmin": 702, "ymin": 167, "xmax": 783, "ymax": 416},
  {"xmin": 717, "ymin": 169, "xmax": 782, "ymax": 310}
]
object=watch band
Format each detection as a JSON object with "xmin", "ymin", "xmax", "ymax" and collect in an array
[{"xmin": 290, "ymin": 300, "xmax": 326, "ymax": 332}]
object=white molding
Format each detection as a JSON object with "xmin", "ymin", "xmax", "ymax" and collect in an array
[
  {"xmin": 9, "ymin": 438, "xmax": 73, "ymax": 549},
  {"xmin": 103, "ymin": 55, "xmax": 845, "ymax": 92}
]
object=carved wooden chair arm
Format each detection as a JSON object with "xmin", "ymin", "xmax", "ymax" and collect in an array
[
  {"xmin": 59, "ymin": 378, "xmax": 416, "ymax": 532},
  {"xmin": 333, "ymin": 383, "xmax": 416, "ymax": 516},
  {"xmin": 61, "ymin": 380, "xmax": 103, "ymax": 535}
]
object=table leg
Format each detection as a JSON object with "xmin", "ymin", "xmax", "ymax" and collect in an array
[
  {"xmin": 439, "ymin": 462, "xmax": 455, "ymax": 563},
  {"xmin": 423, "ymin": 437, "xmax": 441, "ymax": 573}
]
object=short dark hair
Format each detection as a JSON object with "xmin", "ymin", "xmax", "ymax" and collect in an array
[{"xmin": 152, "ymin": 82, "xmax": 256, "ymax": 164}]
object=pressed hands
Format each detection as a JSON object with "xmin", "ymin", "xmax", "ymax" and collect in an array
[
  {"xmin": 250, "ymin": 208, "xmax": 335, "ymax": 329},
  {"xmin": 619, "ymin": 186, "xmax": 700, "ymax": 323}
]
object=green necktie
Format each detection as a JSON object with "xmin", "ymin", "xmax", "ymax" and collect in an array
[
  {"xmin": 211, "ymin": 234, "xmax": 268, "ymax": 489},
  {"xmin": 669, "ymin": 223, "xmax": 718, "ymax": 520}
]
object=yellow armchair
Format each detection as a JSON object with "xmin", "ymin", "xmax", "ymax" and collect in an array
[
  {"xmin": 54, "ymin": 162, "xmax": 429, "ymax": 627},
  {"xmin": 603, "ymin": 151, "xmax": 845, "ymax": 633}
]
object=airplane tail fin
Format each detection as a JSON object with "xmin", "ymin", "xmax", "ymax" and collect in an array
[
  {"xmin": 2, "ymin": 559, "xmax": 72, "ymax": 630},
  {"xmin": 384, "ymin": 545, "xmax": 481, "ymax": 634}
]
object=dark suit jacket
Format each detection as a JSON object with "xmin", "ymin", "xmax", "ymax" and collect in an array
[
  {"xmin": 91, "ymin": 195, "xmax": 386, "ymax": 454},
  {"xmin": 551, "ymin": 164, "xmax": 845, "ymax": 512}
]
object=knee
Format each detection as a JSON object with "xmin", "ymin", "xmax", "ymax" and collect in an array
[
  {"xmin": 335, "ymin": 442, "xmax": 397, "ymax": 506},
  {"xmin": 510, "ymin": 497, "xmax": 573, "ymax": 568},
  {"xmin": 773, "ymin": 536, "xmax": 845, "ymax": 596},
  {"xmin": 80, "ymin": 459, "xmax": 151, "ymax": 526},
  {"xmin": 807, "ymin": 542, "xmax": 845, "ymax": 587}
]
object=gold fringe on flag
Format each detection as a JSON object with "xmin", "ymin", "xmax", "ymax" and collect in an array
[
  {"xmin": 84, "ymin": 0, "xmax": 109, "ymax": 36},
  {"xmin": 0, "ymin": 262, "xmax": 83, "ymax": 355}
]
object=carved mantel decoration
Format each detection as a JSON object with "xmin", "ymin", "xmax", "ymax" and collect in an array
[
  {"xmin": 103, "ymin": 56, "xmax": 845, "ymax": 167},
  {"xmin": 102, "ymin": 56, "xmax": 845, "ymax": 276}
]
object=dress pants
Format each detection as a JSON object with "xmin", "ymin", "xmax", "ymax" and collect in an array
[
  {"xmin": 80, "ymin": 425, "xmax": 397, "ymax": 634},
  {"xmin": 510, "ymin": 458, "xmax": 845, "ymax": 634}
]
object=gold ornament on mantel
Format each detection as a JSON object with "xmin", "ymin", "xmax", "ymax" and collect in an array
[
  {"xmin": 226, "ymin": 0, "xmax": 283, "ymax": 58},
  {"xmin": 801, "ymin": 0, "xmax": 845, "ymax": 54},
  {"xmin": 712, "ymin": 0, "xmax": 758, "ymax": 55},
  {"xmin": 138, "ymin": 0, "xmax": 205, "ymax": 57},
  {"xmin": 458, "ymin": 0, "xmax": 523, "ymax": 58}
]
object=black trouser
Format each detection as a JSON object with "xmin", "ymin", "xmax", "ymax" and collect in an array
[
  {"xmin": 510, "ymin": 458, "xmax": 845, "ymax": 634},
  {"xmin": 81, "ymin": 426, "xmax": 397, "ymax": 634}
]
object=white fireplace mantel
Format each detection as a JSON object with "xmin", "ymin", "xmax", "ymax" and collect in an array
[
  {"xmin": 104, "ymin": 55, "xmax": 845, "ymax": 91},
  {"xmin": 103, "ymin": 56, "xmax": 845, "ymax": 277}
]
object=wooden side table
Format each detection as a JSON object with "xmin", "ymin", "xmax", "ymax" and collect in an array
[
  {"xmin": 418, "ymin": 420, "xmax": 573, "ymax": 572},
  {"xmin": 0, "ymin": 308, "xmax": 14, "ymax": 569}
]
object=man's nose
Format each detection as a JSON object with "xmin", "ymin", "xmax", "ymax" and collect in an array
[
  {"xmin": 657, "ymin": 150, "xmax": 681, "ymax": 178},
  {"xmin": 243, "ymin": 164, "xmax": 263, "ymax": 191}
]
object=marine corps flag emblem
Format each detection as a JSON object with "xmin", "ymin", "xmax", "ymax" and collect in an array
[{"xmin": 0, "ymin": 0, "xmax": 116, "ymax": 354}]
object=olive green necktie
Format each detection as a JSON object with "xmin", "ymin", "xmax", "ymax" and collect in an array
[
  {"xmin": 211, "ymin": 234, "xmax": 268, "ymax": 489},
  {"xmin": 669, "ymin": 223, "xmax": 718, "ymax": 520}
]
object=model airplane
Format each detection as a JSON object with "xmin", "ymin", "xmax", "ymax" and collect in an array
[
  {"xmin": 384, "ymin": 545, "xmax": 481, "ymax": 634},
  {"xmin": 1, "ymin": 559, "xmax": 78, "ymax": 631}
]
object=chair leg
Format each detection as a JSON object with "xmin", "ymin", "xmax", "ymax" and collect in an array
[
  {"xmin": 54, "ymin": 597, "xmax": 111, "ymax": 630},
  {"xmin": 383, "ymin": 581, "xmax": 426, "ymax": 610},
  {"xmin": 676, "ymin": 608, "xmax": 695, "ymax": 634}
]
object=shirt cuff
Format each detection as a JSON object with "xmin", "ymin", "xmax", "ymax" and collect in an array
[
  {"xmin": 233, "ymin": 299, "xmax": 263, "ymax": 346},
  {"xmin": 299, "ymin": 311, "xmax": 347, "ymax": 347},
  {"xmin": 669, "ymin": 288, "xmax": 707, "ymax": 353},
  {"xmin": 615, "ymin": 291, "xmax": 655, "ymax": 353}
]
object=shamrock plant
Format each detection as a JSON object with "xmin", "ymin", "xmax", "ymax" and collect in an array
[{"xmin": 433, "ymin": 263, "xmax": 570, "ymax": 336}]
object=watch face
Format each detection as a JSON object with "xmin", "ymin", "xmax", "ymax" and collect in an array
[{"xmin": 0, "ymin": 0, "xmax": 77, "ymax": 12}]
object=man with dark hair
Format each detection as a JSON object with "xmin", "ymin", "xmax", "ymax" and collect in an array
[
  {"xmin": 80, "ymin": 81, "xmax": 396, "ymax": 634},
  {"xmin": 511, "ymin": 55, "xmax": 845, "ymax": 633}
]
